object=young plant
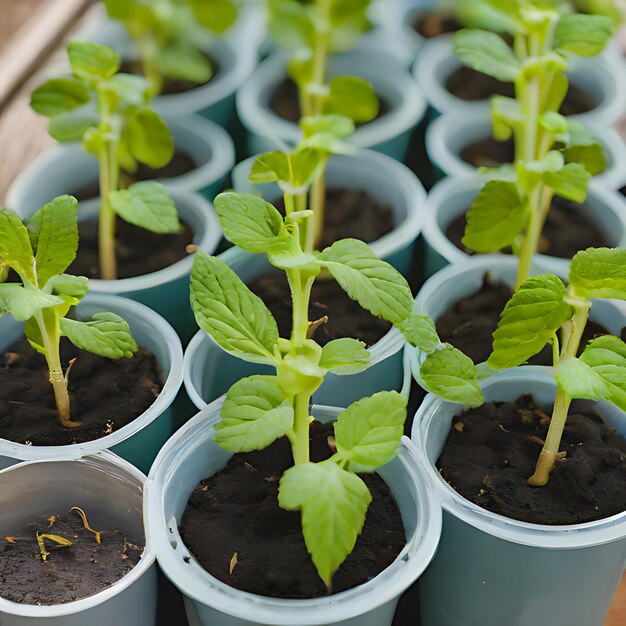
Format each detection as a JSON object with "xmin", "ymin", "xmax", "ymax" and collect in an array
[
  {"xmin": 486, "ymin": 247, "xmax": 626, "ymax": 486},
  {"xmin": 0, "ymin": 197, "xmax": 138, "ymax": 428},
  {"xmin": 190, "ymin": 185, "xmax": 483, "ymax": 588},
  {"xmin": 102, "ymin": 0, "xmax": 237, "ymax": 95},
  {"xmin": 268, "ymin": 0, "xmax": 379, "ymax": 249},
  {"xmin": 454, "ymin": 0, "xmax": 615, "ymax": 288},
  {"xmin": 31, "ymin": 41, "xmax": 181, "ymax": 281}
]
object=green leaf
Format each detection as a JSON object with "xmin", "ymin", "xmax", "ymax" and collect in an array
[
  {"xmin": 462, "ymin": 180, "xmax": 528, "ymax": 253},
  {"xmin": 0, "ymin": 208, "xmax": 35, "ymax": 282},
  {"xmin": 60, "ymin": 312, "xmax": 138, "ymax": 359},
  {"xmin": 488, "ymin": 275, "xmax": 573, "ymax": 369},
  {"xmin": 557, "ymin": 120, "xmax": 606, "ymax": 176},
  {"xmin": 48, "ymin": 103, "xmax": 99, "ymax": 143},
  {"xmin": 334, "ymin": 391, "xmax": 406, "ymax": 468},
  {"xmin": 318, "ymin": 338, "xmax": 370, "ymax": 374},
  {"xmin": 454, "ymin": 29, "xmax": 521, "ymax": 82},
  {"xmin": 554, "ymin": 356, "xmax": 608, "ymax": 401},
  {"xmin": 249, "ymin": 151, "xmax": 290, "ymax": 184},
  {"xmin": 542, "ymin": 163, "xmax": 590, "ymax": 203},
  {"xmin": 215, "ymin": 375, "xmax": 293, "ymax": 452},
  {"xmin": 278, "ymin": 462, "xmax": 371, "ymax": 586},
  {"xmin": 540, "ymin": 111, "xmax": 568, "ymax": 135},
  {"xmin": 30, "ymin": 77, "xmax": 91, "ymax": 117},
  {"xmin": 420, "ymin": 345, "xmax": 484, "ymax": 407},
  {"xmin": 0, "ymin": 284, "xmax": 63, "ymax": 321},
  {"xmin": 318, "ymin": 239, "xmax": 413, "ymax": 326},
  {"xmin": 102, "ymin": 0, "xmax": 134, "ymax": 19},
  {"xmin": 46, "ymin": 274, "xmax": 88, "ymax": 300},
  {"xmin": 555, "ymin": 14, "xmax": 614, "ymax": 57},
  {"xmin": 325, "ymin": 76, "xmax": 378, "ymax": 123},
  {"xmin": 106, "ymin": 73, "xmax": 150, "ymax": 106},
  {"xmin": 569, "ymin": 247, "xmax": 626, "ymax": 300},
  {"xmin": 110, "ymin": 182, "xmax": 181, "ymax": 234},
  {"xmin": 492, "ymin": 96, "xmax": 522, "ymax": 142},
  {"xmin": 190, "ymin": 0, "xmax": 238, "ymax": 33},
  {"xmin": 190, "ymin": 253, "xmax": 280, "ymax": 365},
  {"xmin": 213, "ymin": 192, "xmax": 291, "ymax": 254},
  {"xmin": 157, "ymin": 42, "xmax": 213, "ymax": 85},
  {"xmin": 268, "ymin": 0, "xmax": 315, "ymax": 52},
  {"xmin": 26, "ymin": 195, "xmax": 78, "ymax": 285},
  {"xmin": 395, "ymin": 314, "xmax": 440, "ymax": 354},
  {"xmin": 125, "ymin": 107, "xmax": 174, "ymax": 169},
  {"xmin": 301, "ymin": 114, "xmax": 355, "ymax": 139},
  {"xmin": 249, "ymin": 149, "xmax": 320, "ymax": 189},
  {"xmin": 68, "ymin": 41, "xmax": 120, "ymax": 83},
  {"xmin": 578, "ymin": 335, "xmax": 626, "ymax": 410}
]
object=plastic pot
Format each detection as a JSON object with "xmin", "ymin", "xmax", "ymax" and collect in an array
[
  {"xmin": 0, "ymin": 293, "xmax": 183, "ymax": 474},
  {"xmin": 411, "ymin": 366, "xmax": 626, "ymax": 626},
  {"xmin": 145, "ymin": 399, "xmax": 442, "ymax": 626},
  {"xmin": 231, "ymin": 148, "xmax": 426, "ymax": 276},
  {"xmin": 422, "ymin": 176, "xmax": 626, "ymax": 278},
  {"xmin": 183, "ymin": 246, "xmax": 406, "ymax": 410},
  {"xmin": 425, "ymin": 109, "xmax": 626, "ymax": 190},
  {"xmin": 0, "ymin": 452, "xmax": 156, "ymax": 626},
  {"xmin": 414, "ymin": 34, "xmax": 626, "ymax": 126},
  {"xmin": 7, "ymin": 115, "xmax": 234, "ymax": 207},
  {"xmin": 236, "ymin": 49, "xmax": 426, "ymax": 160}
]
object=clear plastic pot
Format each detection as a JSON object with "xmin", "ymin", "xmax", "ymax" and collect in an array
[
  {"xmin": 0, "ymin": 452, "xmax": 156, "ymax": 626},
  {"xmin": 145, "ymin": 399, "xmax": 442, "ymax": 626},
  {"xmin": 411, "ymin": 366, "xmax": 626, "ymax": 626}
]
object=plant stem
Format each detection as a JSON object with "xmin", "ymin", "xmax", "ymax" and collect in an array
[
  {"xmin": 98, "ymin": 139, "xmax": 119, "ymax": 281},
  {"xmin": 292, "ymin": 392, "xmax": 311, "ymax": 464},
  {"xmin": 138, "ymin": 36, "xmax": 162, "ymax": 96}
]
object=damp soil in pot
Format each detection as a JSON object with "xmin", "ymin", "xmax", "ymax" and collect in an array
[
  {"xmin": 180, "ymin": 421, "xmax": 406, "ymax": 599},
  {"xmin": 412, "ymin": 11, "xmax": 462, "ymax": 38},
  {"xmin": 0, "ymin": 507, "xmax": 142, "ymax": 605}
]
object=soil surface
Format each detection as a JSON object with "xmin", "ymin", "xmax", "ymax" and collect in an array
[
  {"xmin": 68, "ymin": 216, "xmax": 194, "ymax": 279},
  {"xmin": 413, "ymin": 12, "xmax": 462, "ymax": 38},
  {"xmin": 73, "ymin": 151, "xmax": 197, "ymax": 202},
  {"xmin": 446, "ymin": 196, "xmax": 610, "ymax": 260},
  {"xmin": 180, "ymin": 421, "xmax": 406, "ymax": 599},
  {"xmin": 275, "ymin": 187, "xmax": 394, "ymax": 250},
  {"xmin": 460, "ymin": 136, "xmax": 515, "ymax": 168},
  {"xmin": 249, "ymin": 271, "xmax": 392, "ymax": 347},
  {"xmin": 269, "ymin": 78, "xmax": 391, "ymax": 125},
  {"xmin": 0, "ymin": 510, "xmax": 142, "ymax": 605},
  {"xmin": 437, "ymin": 394, "xmax": 626, "ymax": 524},
  {"xmin": 0, "ymin": 338, "xmax": 163, "ymax": 446}
]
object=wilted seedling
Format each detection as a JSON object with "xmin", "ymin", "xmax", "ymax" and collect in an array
[
  {"xmin": 36, "ymin": 534, "xmax": 73, "ymax": 562},
  {"xmin": 0, "ymin": 198, "xmax": 138, "ymax": 428},
  {"xmin": 31, "ymin": 41, "xmax": 182, "ymax": 280}
]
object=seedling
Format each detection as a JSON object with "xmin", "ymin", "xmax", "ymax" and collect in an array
[
  {"xmin": 71, "ymin": 507, "xmax": 102, "ymax": 544},
  {"xmin": 102, "ymin": 0, "xmax": 237, "ymax": 96},
  {"xmin": 268, "ymin": 0, "xmax": 379, "ymax": 249},
  {"xmin": 191, "ymin": 176, "xmax": 483, "ymax": 587},
  {"xmin": 36, "ymin": 534, "xmax": 73, "ymax": 562},
  {"xmin": 454, "ymin": 0, "xmax": 615, "ymax": 288},
  {"xmin": 0, "ymin": 197, "xmax": 138, "ymax": 428},
  {"xmin": 487, "ymin": 247, "xmax": 626, "ymax": 485},
  {"xmin": 31, "ymin": 41, "xmax": 181, "ymax": 280}
]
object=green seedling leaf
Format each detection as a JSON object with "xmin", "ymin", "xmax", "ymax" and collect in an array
[
  {"xmin": 60, "ymin": 312, "xmax": 138, "ymax": 359},
  {"xmin": 540, "ymin": 111, "xmax": 568, "ymax": 135},
  {"xmin": 455, "ymin": 29, "xmax": 521, "ymax": 82},
  {"xmin": 334, "ymin": 391, "xmax": 406, "ymax": 469},
  {"xmin": 492, "ymin": 96, "xmax": 522, "ymax": 141},
  {"xmin": 30, "ymin": 77, "xmax": 90, "ymax": 117},
  {"xmin": 250, "ymin": 149, "xmax": 320, "ymax": 190},
  {"xmin": 125, "ymin": 107, "xmax": 174, "ymax": 168},
  {"xmin": 68, "ymin": 41, "xmax": 120, "ymax": 83},
  {"xmin": 249, "ymin": 151, "xmax": 291, "ymax": 184},
  {"xmin": 554, "ymin": 356, "xmax": 608, "ymax": 401},
  {"xmin": 318, "ymin": 338, "xmax": 370, "ymax": 375},
  {"xmin": 190, "ymin": 253, "xmax": 280, "ymax": 365},
  {"xmin": 190, "ymin": 0, "xmax": 238, "ymax": 33},
  {"xmin": 215, "ymin": 375, "xmax": 294, "ymax": 452},
  {"xmin": 0, "ymin": 207, "xmax": 35, "ymax": 282},
  {"xmin": 462, "ymin": 180, "xmax": 528, "ymax": 253},
  {"xmin": 102, "ymin": 0, "xmax": 133, "ymax": 19},
  {"xmin": 542, "ymin": 162, "xmax": 590, "ymax": 203},
  {"xmin": 488, "ymin": 274, "xmax": 573, "ymax": 369},
  {"xmin": 106, "ymin": 73, "xmax": 150, "ymax": 106},
  {"xmin": 420, "ymin": 345, "xmax": 484, "ymax": 407},
  {"xmin": 110, "ymin": 181, "xmax": 181, "ymax": 234},
  {"xmin": 326, "ymin": 76, "xmax": 378, "ymax": 123},
  {"xmin": 157, "ymin": 42, "xmax": 213, "ymax": 85},
  {"xmin": 554, "ymin": 14, "xmax": 614, "ymax": 57},
  {"xmin": 318, "ymin": 239, "xmax": 413, "ymax": 326},
  {"xmin": 46, "ymin": 274, "xmax": 88, "ymax": 300},
  {"xmin": 0, "ymin": 284, "xmax": 63, "ymax": 321},
  {"xmin": 557, "ymin": 120, "xmax": 606, "ymax": 176},
  {"xmin": 301, "ymin": 114, "xmax": 355, "ymax": 140},
  {"xmin": 269, "ymin": 0, "xmax": 315, "ymax": 52},
  {"xmin": 395, "ymin": 314, "xmax": 440, "ymax": 353},
  {"xmin": 578, "ymin": 335, "xmax": 626, "ymax": 410},
  {"xmin": 47, "ymin": 102, "xmax": 100, "ymax": 143},
  {"xmin": 569, "ymin": 247, "xmax": 626, "ymax": 300},
  {"xmin": 456, "ymin": 0, "xmax": 522, "ymax": 35},
  {"xmin": 214, "ymin": 192, "xmax": 291, "ymax": 254},
  {"xmin": 278, "ymin": 462, "xmax": 371, "ymax": 587}
]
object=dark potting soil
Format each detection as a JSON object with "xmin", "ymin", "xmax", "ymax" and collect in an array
[
  {"xmin": 445, "ymin": 196, "xmax": 610, "ymax": 260},
  {"xmin": 445, "ymin": 66, "xmax": 598, "ymax": 116},
  {"xmin": 412, "ymin": 12, "xmax": 462, "ymax": 38},
  {"xmin": 269, "ymin": 78, "xmax": 391, "ymax": 125},
  {"xmin": 68, "ymin": 216, "xmax": 194, "ymax": 279},
  {"xmin": 180, "ymin": 421, "xmax": 406, "ymax": 599},
  {"xmin": 460, "ymin": 136, "xmax": 515, "ymax": 169},
  {"xmin": 249, "ymin": 271, "xmax": 392, "ymax": 348},
  {"xmin": 437, "ymin": 394, "xmax": 626, "ymax": 524},
  {"xmin": 0, "ymin": 510, "xmax": 142, "ymax": 605},
  {"xmin": 275, "ymin": 187, "xmax": 394, "ymax": 250},
  {"xmin": 73, "ymin": 151, "xmax": 197, "ymax": 202},
  {"xmin": 0, "ymin": 338, "xmax": 163, "ymax": 446}
]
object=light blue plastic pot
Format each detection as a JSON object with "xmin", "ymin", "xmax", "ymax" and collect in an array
[
  {"xmin": 0, "ymin": 452, "xmax": 156, "ymax": 626},
  {"xmin": 236, "ymin": 49, "xmax": 427, "ymax": 161},
  {"xmin": 145, "ymin": 399, "xmax": 442, "ymax": 626},
  {"xmin": 0, "ymin": 293, "xmax": 183, "ymax": 474},
  {"xmin": 231, "ymin": 148, "xmax": 426, "ymax": 277},
  {"xmin": 422, "ymin": 176, "xmax": 626, "ymax": 279},
  {"xmin": 411, "ymin": 367, "xmax": 626, "ymax": 626}
]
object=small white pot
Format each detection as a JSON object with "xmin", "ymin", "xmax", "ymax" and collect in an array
[
  {"xmin": 422, "ymin": 176, "xmax": 626, "ymax": 278},
  {"xmin": 425, "ymin": 109, "xmax": 626, "ymax": 191},
  {"xmin": 145, "ymin": 400, "xmax": 442, "ymax": 626},
  {"xmin": 0, "ymin": 452, "xmax": 156, "ymax": 626},
  {"xmin": 236, "ymin": 49, "xmax": 427, "ymax": 160}
]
